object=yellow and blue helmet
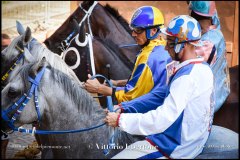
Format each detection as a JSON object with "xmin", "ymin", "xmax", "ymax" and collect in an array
[
  {"xmin": 130, "ymin": 6, "xmax": 164, "ymax": 40},
  {"xmin": 161, "ymin": 15, "xmax": 202, "ymax": 53}
]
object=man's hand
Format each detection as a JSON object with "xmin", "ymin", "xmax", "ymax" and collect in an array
[
  {"xmin": 104, "ymin": 112, "xmax": 120, "ymax": 128},
  {"xmin": 113, "ymin": 105, "xmax": 121, "ymax": 113},
  {"xmin": 84, "ymin": 74, "xmax": 101, "ymax": 93},
  {"xmin": 110, "ymin": 80, "xmax": 118, "ymax": 86},
  {"xmin": 110, "ymin": 79, "xmax": 128, "ymax": 87}
]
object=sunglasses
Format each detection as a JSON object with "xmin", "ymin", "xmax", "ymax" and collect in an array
[
  {"xmin": 167, "ymin": 40, "xmax": 187, "ymax": 48},
  {"xmin": 130, "ymin": 27, "xmax": 145, "ymax": 34}
]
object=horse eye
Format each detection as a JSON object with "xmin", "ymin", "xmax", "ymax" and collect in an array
[{"xmin": 7, "ymin": 87, "xmax": 19, "ymax": 98}]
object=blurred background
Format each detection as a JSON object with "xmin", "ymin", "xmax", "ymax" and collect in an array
[{"xmin": 2, "ymin": 1, "xmax": 238, "ymax": 66}]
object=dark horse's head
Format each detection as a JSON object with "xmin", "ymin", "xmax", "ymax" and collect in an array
[
  {"xmin": 44, "ymin": 1, "xmax": 138, "ymax": 58},
  {"xmin": 43, "ymin": 1, "xmax": 139, "ymax": 82},
  {"xmin": 61, "ymin": 19, "xmax": 134, "ymax": 82}
]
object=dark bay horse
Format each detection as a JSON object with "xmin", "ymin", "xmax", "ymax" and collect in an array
[
  {"xmin": 1, "ymin": 58, "xmax": 135, "ymax": 158},
  {"xmin": 58, "ymin": 19, "xmax": 134, "ymax": 82},
  {"xmin": 44, "ymin": 1, "xmax": 140, "ymax": 107},
  {"xmin": 44, "ymin": 1, "xmax": 140, "ymax": 82}
]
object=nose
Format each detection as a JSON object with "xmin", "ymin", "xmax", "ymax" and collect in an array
[{"xmin": 131, "ymin": 31, "xmax": 137, "ymax": 37}]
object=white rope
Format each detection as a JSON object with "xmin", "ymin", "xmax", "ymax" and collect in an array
[
  {"xmin": 87, "ymin": 34, "xmax": 96, "ymax": 75},
  {"xmin": 62, "ymin": 47, "xmax": 81, "ymax": 70},
  {"xmin": 78, "ymin": 1, "xmax": 98, "ymax": 37}
]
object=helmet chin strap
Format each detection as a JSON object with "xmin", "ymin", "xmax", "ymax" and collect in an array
[
  {"xmin": 174, "ymin": 38, "xmax": 185, "ymax": 54},
  {"xmin": 174, "ymin": 38, "xmax": 185, "ymax": 61},
  {"xmin": 140, "ymin": 27, "xmax": 161, "ymax": 48},
  {"xmin": 174, "ymin": 43, "xmax": 185, "ymax": 54},
  {"xmin": 174, "ymin": 43, "xmax": 184, "ymax": 61},
  {"xmin": 146, "ymin": 27, "xmax": 161, "ymax": 40}
]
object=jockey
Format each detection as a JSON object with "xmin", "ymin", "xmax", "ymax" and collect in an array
[
  {"xmin": 189, "ymin": 1, "xmax": 230, "ymax": 112},
  {"xmin": 84, "ymin": 6, "xmax": 172, "ymax": 111},
  {"xmin": 105, "ymin": 15, "xmax": 214, "ymax": 159}
]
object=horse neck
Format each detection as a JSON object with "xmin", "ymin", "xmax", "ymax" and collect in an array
[
  {"xmin": 92, "ymin": 39, "xmax": 132, "ymax": 79},
  {"xmin": 39, "ymin": 71, "xmax": 104, "ymax": 130},
  {"xmin": 90, "ymin": 6, "xmax": 134, "ymax": 45},
  {"xmin": 89, "ymin": 6, "xmax": 138, "ymax": 64}
]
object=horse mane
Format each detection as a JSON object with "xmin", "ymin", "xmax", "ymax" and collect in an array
[
  {"xmin": 104, "ymin": 4, "xmax": 132, "ymax": 35},
  {"xmin": 95, "ymin": 37, "xmax": 134, "ymax": 70},
  {"xmin": 19, "ymin": 62, "xmax": 101, "ymax": 116},
  {"xmin": 28, "ymin": 39, "xmax": 82, "ymax": 85}
]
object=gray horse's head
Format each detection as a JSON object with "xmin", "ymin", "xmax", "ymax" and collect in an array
[{"xmin": 1, "ymin": 58, "xmax": 49, "ymax": 132}]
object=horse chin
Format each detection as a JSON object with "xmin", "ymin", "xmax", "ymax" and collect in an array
[{"xmin": 1, "ymin": 121, "xmax": 14, "ymax": 133}]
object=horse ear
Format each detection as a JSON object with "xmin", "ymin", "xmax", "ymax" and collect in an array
[
  {"xmin": 78, "ymin": 20, "xmax": 86, "ymax": 43},
  {"xmin": 23, "ymin": 27, "xmax": 32, "ymax": 45},
  {"xmin": 16, "ymin": 20, "xmax": 26, "ymax": 35},
  {"xmin": 73, "ymin": 18, "xmax": 80, "ymax": 33}
]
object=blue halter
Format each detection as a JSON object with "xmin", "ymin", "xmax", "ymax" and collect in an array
[{"xmin": 1, "ymin": 67, "xmax": 46, "ymax": 130}]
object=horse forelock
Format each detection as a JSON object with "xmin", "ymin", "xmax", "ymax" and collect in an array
[
  {"xmin": 29, "ymin": 40, "xmax": 81, "ymax": 84},
  {"xmin": 19, "ymin": 63, "xmax": 36, "ymax": 92},
  {"xmin": 3, "ymin": 36, "xmax": 22, "ymax": 61}
]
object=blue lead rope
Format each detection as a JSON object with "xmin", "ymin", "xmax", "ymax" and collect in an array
[
  {"xmin": 119, "ymin": 43, "xmax": 138, "ymax": 48},
  {"xmin": 14, "ymin": 122, "xmax": 106, "ymax": 135},
  {"xmin": 90, "ymin": 74, "xmax": 116, "ymax": 156}
]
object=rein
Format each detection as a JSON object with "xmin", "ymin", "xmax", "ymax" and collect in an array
[
  {"xmin": 1, "ymin": 54, "xmax": 117, "ymax": 156},
  {"xmin": 1, "ymin": 70, "xmax": 114, "ymax": 135}
]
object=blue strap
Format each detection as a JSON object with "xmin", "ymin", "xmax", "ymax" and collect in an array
[
  {"xmin": 14, "ymin": 122, "xmax": 106, "ymax": 134},
  {"xmin": 103, "ymin": 131, "xmax": 116, "ymax": 155},
  {"xmin": 119, "ymin": 43, "xmax": 138, "ymax": 48},
  {"xmin": 146, "ymin": 27, "xmax": 161, "ymax": 40},
  {"xmin": 2, "ymin": 67, "xmax": 46, "ymax": 130},
  {"xmin": 90, "ymin": 74, "xmax": 117, "ymax": 156}
]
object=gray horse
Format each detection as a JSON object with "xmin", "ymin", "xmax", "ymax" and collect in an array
[
  {"xmin": 1, "ymin": 23, "xmax": 83, "ymax": 158},
  {"xmin": 1, "ymin": 58, "xmax": 135, "ymax": 159}
]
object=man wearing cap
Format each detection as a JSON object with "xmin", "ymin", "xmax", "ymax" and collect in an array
[
  {"xmin": 189, "ymin": 1, "xmax": 230, "ymax": 112},
  {"xmin": 84, "ymin": 6, "xmax": 172, "ymax": 113},
  {"xmin": 104, "ymin": 15, "xmax": 214, "ymax": 159}
]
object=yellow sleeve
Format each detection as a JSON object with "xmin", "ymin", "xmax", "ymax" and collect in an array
[{"xmin": 115, "ymin": 65, "xmax": 154, "ymax": 103}]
